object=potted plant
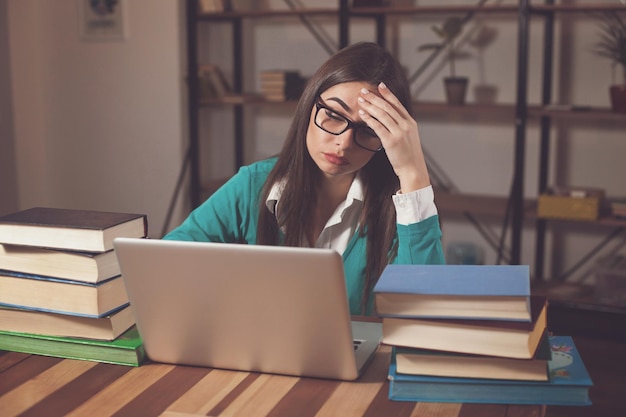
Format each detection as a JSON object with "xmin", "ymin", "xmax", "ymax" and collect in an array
[
  {"xmin": 419, "ymin": 16, "xmax": 471, "ymax": 105},
  {"xmin": 593, "ymin": 11, "xmax": 626, "ymax": 113},
  {"xmin": 468, "ymin": 23, "xmax": 499, "ymax": 104}
]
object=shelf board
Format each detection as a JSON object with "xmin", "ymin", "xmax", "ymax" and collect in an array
[
  {"xmin": 350, "ymin": 5, "xmax": 519, "ymax": 16},
  {"xmin": 197, "ymin": 4, "xmax": 523, "ymax": 21},
  {"xmin": 198, "ymin": 182, "xmax": 533, "ymax": 221},
  {"xmin": 196, "ymin": 3, "xmax": 626, "ymax": 21},
  {"xmin": 199, "ymin": 97, "xmax": 519, "ymax": 118},
  {"xmin": 198, "ymin": 98, "xmax": 626, "ymax": 123},
  {"xmin": 537, "ymin": 214, "xmax": 626, "ymax": 228},
  {"xmin": 199, "ymin": 180, "xmax": 624, "ymax": 233},
  {"xmin": 197, "ymin": 8, "xmax": 339, "ymax": 21},
  {"xmin": 413, "ymin": 101, "xmax": 516, "ymax": 119},
  {"xmin": 528, "ymin": 106, "xmax": 626, "ymax": 121},
  {"xmin": 434, "ymin": 189, "xmax": 537, "ymax": 218},
  {"xmin": 199, "ymin": 94, "xmax": 266, "ymax": 106},
  {"xmin": 530, "ymin": 3, "xmax": 626, "ymax": 14}
]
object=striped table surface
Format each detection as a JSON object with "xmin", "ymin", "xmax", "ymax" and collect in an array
[{"xmin": 0, "ymin": 345, "xmax": 545, "ymax": 417}]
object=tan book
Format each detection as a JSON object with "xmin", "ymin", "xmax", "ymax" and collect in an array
[
  {"xmin": 382, "ymin": 296, "xmax": 548, "ymax": 359},
  {"xmin": 0, "ymin": 304, "xmax": 134, "ymax": 341},
  {"xmin": 393, "ymin": 331, "xmax": 551, "ymax": 381},
  {"xmin": 0, "ymin": 244, "xmax": 120, "ymax": 283},
  {"xmin": 0, "ymin": 271, "xmax": 129, "ymax": 317}
]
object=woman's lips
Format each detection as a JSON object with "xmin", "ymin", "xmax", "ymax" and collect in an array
[{"xmin": 323, "ymin": 152, "xmax": 349, "ymax": 166}]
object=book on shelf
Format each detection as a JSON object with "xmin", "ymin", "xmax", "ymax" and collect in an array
[
  {"xmin": 198, "ymin": 0, "xmax": 224, "ymax": 13},
  {"xmin": 0, "ymin": 207, "xmax": 147, "ymax": 252},
  {"xmin": 381, "ymin": 296, "xmax": 548, "ymax": 359},
  {"xmin": 199, "ymin": 64, "xmax": 232, "ymax": 99},
  {"xmin": 0, "ymin": 270, "xmax": 129, "ymax": 318},
  {"xmin": 0, "ymin": 325, "xmax": 145, "ymax": 367},
  {"xmin": 216, "ymin": 93, "xmax": 265, "ymax": 104},
  {"xmin": 374, "ymin": 264, "xmax": 531, "ymax": 321},
  {"xmin": 198, "ymin": 0, "xmax": 232, "ymax": 13},
  {"xmin": 259, "ymin": 70, "xmax": 302, "ymax": 82},
  {"xmin": 0, "ymin": 244, "xmax": 120, "ymax": 283},
  {"xmin": 0, "ymin": 304, "xmax": 134, "ymax": 341},
  {"xmin": 388, "ymin": 335, "xmax": 592, "ymax": 406},
  {"xmin": 259, "ymin": 70, "xmax": 306, "ymax": 101},
  {"xmin": 393, "ymin": 330, "xmax": 551, "ymax": 382}
]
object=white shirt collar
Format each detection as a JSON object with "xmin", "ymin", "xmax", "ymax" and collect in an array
[{"xmin": 266, "ymin": 173, "xmax": 365, "ymax": 217}]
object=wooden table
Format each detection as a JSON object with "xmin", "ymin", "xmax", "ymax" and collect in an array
[{"xmin": 1, "ymin": 337, "xmax": 623, "ymax": 417}]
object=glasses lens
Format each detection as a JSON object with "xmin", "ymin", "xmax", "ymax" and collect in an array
[
  {"xmin": 355, "ymin": 126, "xmax": 382, "ymax": 151},
  {"xmin": 315, "ymin": 105, "xmax": 348, "ymax": 135},
  {"xmin": 314, "ymin": 102, "xmax": 382, "ymax": 152}
]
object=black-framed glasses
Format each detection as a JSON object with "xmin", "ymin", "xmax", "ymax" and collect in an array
[{"xmin": 314, "ymin": 101, "xmax": 383, "ymax": 152}]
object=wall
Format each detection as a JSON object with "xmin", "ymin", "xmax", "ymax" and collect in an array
[
  {"xmin": 5, "ymin": 0, "xmax": 188, "ymax": 237},
  {"xmin": 0, "ymin": 0, "xmax": 18, "ymax": 215}
]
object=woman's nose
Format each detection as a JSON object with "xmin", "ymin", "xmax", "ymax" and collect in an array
[{"xmin": 334, "ymin": 129, "xmax": 354, "ymax": 149}]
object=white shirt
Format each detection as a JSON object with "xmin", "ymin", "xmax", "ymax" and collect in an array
[{"xmin": 266, "ymin": 175, "xmax": 438, "ymax": 253}]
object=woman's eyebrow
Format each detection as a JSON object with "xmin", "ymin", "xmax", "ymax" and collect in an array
[{"xmin": 326, "ymin": 97, "xmax": 351, "ymax": 112}]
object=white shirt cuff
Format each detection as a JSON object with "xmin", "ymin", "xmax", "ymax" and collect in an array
[{"xmin": 392, "ymin": 185, "xmax": 438, "ymax": 225}]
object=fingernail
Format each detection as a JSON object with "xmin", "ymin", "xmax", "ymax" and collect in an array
[
  {"xmin": 379, "ymin": 82, "xmax": 387, "ymax": 89},
  {"xmin": 361, "ymin": 88, "xmax": 369, "ymax": 94},
  {"xmin": 358, "ymin": 97, "xmax": 365, "ymax": 103},
  {"xmin": 358, "ymin": 109, "xmax": 366, "ymax": 116}
]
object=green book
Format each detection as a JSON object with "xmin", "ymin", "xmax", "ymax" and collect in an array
[{"xmin": 0, "ymin": 325, "xmax": 145, "ymax": 366}]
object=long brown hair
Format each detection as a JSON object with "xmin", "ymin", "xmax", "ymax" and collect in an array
[{"xmin": 257, "ymin": 42, "xmax": 413, "ymax": 313}]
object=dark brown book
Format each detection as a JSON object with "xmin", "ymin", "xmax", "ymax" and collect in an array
[
  {"xmin": 0, "ymin": 207, "xmax": 147, "ymax": 252},
  {"xmin": 382, "ymin": 296, "xmax": 548, "ymax": 359}
]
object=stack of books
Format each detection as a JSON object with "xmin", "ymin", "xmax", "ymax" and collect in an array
[
  {"xmin": 259, "ymin": 70, "xmax": 306, "ymax": 101},
  {"xmin": 0, "ymin": 207, "xmax": 148, "ymax": 366},
  {"xmin": 374, "ymin": 264, "xmax": 593, "ymax": 406}
]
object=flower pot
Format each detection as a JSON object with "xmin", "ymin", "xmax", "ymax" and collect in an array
[
  {"xmin": 444, "ymin": 77, "xmax": 468, "ymax": 105},
  {"xmin": 610, "ymin": 85, "xmax": 626, "ymax": 113}
]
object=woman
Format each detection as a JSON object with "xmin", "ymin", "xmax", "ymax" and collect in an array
[{"xmin": 165, "ymin": 42, "xmax": 445, "ymax": 315}]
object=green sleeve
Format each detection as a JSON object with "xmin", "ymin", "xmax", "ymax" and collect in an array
[
  {"xmin": 163, "ymin": 160, "xmax": 274, "ymax": 243},
  {"xmin": 393, "ymin": 215, "xmax": 446, "ymax": 265}
]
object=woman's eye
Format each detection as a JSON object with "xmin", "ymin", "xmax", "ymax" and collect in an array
[
  {"xmin": 324, "ymin": 109, "xmax": 344, "ymax": 122},
  {"xmin": 361, "ymin": 127, "xmax": 378, "ymax": 138}
]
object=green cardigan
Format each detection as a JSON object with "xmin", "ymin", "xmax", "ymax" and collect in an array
[{"xmin": 164, "ymin": 157, "xmax": 445, "ymax": 315}]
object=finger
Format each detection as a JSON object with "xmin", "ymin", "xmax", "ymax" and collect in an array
[
  {"xmin": 357, "ymin": 99, "xmax": 393, "ymax": 137},
  {"xmin": 373, "ymin": 83, "xmax": 413, "ymax": 120},
  {"xmin": 358, "ymin": 93, "xmax": 411, "ymax": 140},
  {"xmin": 359, "ymin": 87, "xmax": 411, "ymax": 132}
]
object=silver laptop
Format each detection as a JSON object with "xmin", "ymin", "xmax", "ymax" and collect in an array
[{"xmin": 113, "ymin": 237, "xmax": 382, "ymax": 380}]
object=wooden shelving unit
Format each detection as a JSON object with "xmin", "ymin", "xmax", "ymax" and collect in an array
[
  {"xmin": 522, "ymin": 1, "xmax": 626, "ymax": 283},
  {"xmin": 186, "ymin": 1, "xmax": 626, "ymax": 309}
]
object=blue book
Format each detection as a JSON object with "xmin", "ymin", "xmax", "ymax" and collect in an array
[
  {"xmin": 388, "ymin": 335, "xmax": 593, "ymax": 406},
  {"xmin": 374, "ymin": 264, "xmax": 530, "ymax": 321}
]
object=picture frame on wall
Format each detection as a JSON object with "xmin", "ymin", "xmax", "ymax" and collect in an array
[{"xmin": 78, "ymin": 0, "xmax": 128, "ymax": 41}]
